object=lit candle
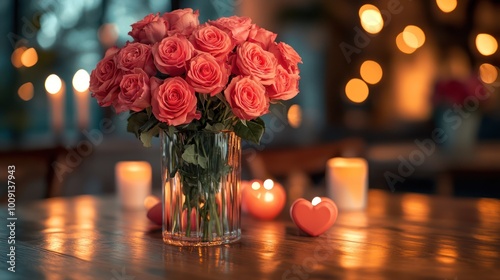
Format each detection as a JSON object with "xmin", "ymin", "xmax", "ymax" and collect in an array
[
  {"xmin": 45, "ymin": 74, "xmax": 65, "ymax": 135},
  {"xmin": 115, "ymin": 161, "xmax": 152, "ymax": 209},
  {"xmin": 72, "ymin": 69, "xmax": 90, "ymax": 131},
  {"xmin": 326, "ymin": 158, "xmax": 368, "ymax": 211},
  {"xmin": 290, "ymin": 196, "xmax": 338, "ymax": 237},
  {"xmin": 243, "ymin": 179, "xmax": 286, "ymax": 220}
]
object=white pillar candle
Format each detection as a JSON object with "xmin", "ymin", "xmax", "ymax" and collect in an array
[
  {"xmin": 326, "ymin": 158, "xmax": 368, "ymax": 211},
  {"xmin": 72, "ymin": 69, "xmax": 90, "ymax": 131},
  {"xmin": 115, "ymin": 161, "xmax": 152, "ymax": 209},
  {"xmin": 45, "ymin": 74, "xmax": 65, "ymax": 135}
]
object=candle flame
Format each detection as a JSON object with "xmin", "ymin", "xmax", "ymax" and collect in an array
[
  {"xmin": 45, "ymin": 74, "xmax": 62, "ymax": 94},
  {"xmin": 115, "ymin": 161, "xmax": 152, "ymax": 181},
  {"xmin": 311, "ymin": 197, "xmax": 322, "ymax": 206},
  {"xmin": 263, "ymin": 179, "xmax": 274, "ymax": 190},
  {"xmin": 251, "ymin": 181, "xmax": 261, "ymax": 190},
  {"xmin": 72, "ymin": 69, "xmax": 90, "ymax": 92},
  {"xmin": 264, "ymin": 192, "xmax": 274, "ymax": 202},
  {"xmin": 328, "ymin": 157, "xmax": 368, "ymax": 168}
]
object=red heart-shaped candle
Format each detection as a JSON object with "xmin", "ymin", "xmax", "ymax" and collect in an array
[
  {"xmin": 243, "ymin": 179, "xmax": 286, "ymax": 220},
  {"xmin": 290, "ymin": 197, "xmax": 338, "ymax": 237}
]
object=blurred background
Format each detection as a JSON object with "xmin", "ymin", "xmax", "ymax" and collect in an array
[{"xmin": 1, "ymin": 0, "xmax": 499, "ymax": 201}]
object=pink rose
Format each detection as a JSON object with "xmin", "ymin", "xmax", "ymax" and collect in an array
[
  {"xmin": 152, "ymin": 35, "xmax": 194, "ymax": 76},
  {"xmin": 209, "ymin": 16, "xmax": 253, "ymax": 45},
  {"xmin": 163, "ymin": 8, "xmax": 200, "ymax": 36},
  {"xmin": 190, "ymin": 24, "xmax": 234, "ymax": 61},
  {"xmin": 114, "ymin": 68, "xmax": 151, "ymax": 113},
  {"xmin": 247, "ymin": 25, "xmax": 277, "ymax": 50},
  {"xmin": 235, "ymin": 42, "xmax": 277, "ymax": 85},
  {"xmin": 116, "ymin": 42, "xmax": 156, "ymax": 75},
  {"xmin": 151, "ymin": 77, "xmax": 201, "ymax": 126},
  {"xmin": 224, "ymin": 76, "xmax": 269, "ymax": 120},
  {"xmin": 90, "ymin": 54, "xmax": 123, "ymax": 107},
  {"xmin": 269, "ymin": 42, "xmax": 302, "ymax": 75},
  {"xmin": 266, "ymin": 65, "xmax": 299, "ymax": 101},
  {"xmin": 129, "ymin": 13, "xmax": 169, "ymax": 44},
  {"xmin": 186, "ymin": 53, "xmax": 230, "ymax": 96}
]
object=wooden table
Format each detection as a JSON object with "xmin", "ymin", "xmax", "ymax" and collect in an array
[{"xmin": 1, "ymin": 190, "xmax": 499, "ymax": 279}]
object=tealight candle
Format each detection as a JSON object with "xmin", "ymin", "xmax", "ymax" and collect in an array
[
  {"xmin": 326, "ymin": 158, "xmax": 368, "ymax": 211},
  {"xmin": 290, "ymin": 197, "xmax": 338, "ymax": 237},
  {"xmin": 115, "ymin": 161, "xmax": 152, "ymax": 209},
  {"xmin": 243, "ymin": 179, "xmax": 286, "ymax": 220}
]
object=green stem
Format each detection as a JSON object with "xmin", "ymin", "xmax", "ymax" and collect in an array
[
  {"xmin": 211, "ymin": 194, "xmax": 222, "ymax": 237},
  {"xmin": 185, "ymin": 192, "xmax": 191, "ymax": 237}
]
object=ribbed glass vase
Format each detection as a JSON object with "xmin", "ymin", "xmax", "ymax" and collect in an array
[{"xmin": 161, "ymin": 130, "xmax": 241, "ymax": 246}]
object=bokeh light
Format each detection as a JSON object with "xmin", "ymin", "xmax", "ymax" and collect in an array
[
  {"xmin": 287, "ymin": 104, "xmax": 302, "ymax": 128},
  {"xmin": 359, "ymin": 5, "xmax": 384, "ymax": 34},
  {"xmin": 18, "ymin": 82, "xmax": 34, "ymax": 101},
  {"xmin": 436, "ymin": 0, "xmax": 457, "ymax": 13},
  {"xmin": 396, "ymin": 32, "xmax": 417, "ymax": 54},
  {"xmin": 475, "ymin": 33, "xmax": 498, "ymax": 56},
  {"xmin": 345, "ymin": 78, "xmax": 369, "ymax": 103},
  {"xmin": 403, "ymin": 25, "xmax": 426, "ymax": 49},
  {"xmin": 263, "ymin": 179, "xmax": 274, "ymax": 190},
  {"xmin": 20, "ymin": 48, "xmax": 38, "ymax": 67},
  {"xmin": 11, "ymin": 47, "xmax": 26, "ymax": 68},
  {"xmin": 479, "ymin": 63, "xmax": 498, "ymax": 84},
  {"xmin": 72, "ymin": 69, "xmax": 90, "ymax": 92},
  {"xmin": 98, "ymin": 23, "xmax": 119, "ymax": 47},
  {"xmin": 45, "ymin": 74, "xmax": 62, "ymax": 94},
  {"xmin": 360, "ymin": 60, "xmax": 383, "ymax": 84}
]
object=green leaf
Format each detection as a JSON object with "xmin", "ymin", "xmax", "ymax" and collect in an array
[
  {"xmin": 127, "ymin": 111, "xmax": 149, "ymax": 138},
  {"xmin": 138, "ymin": 115, "xmax": 160, "ymax": 135},
  {"xmin": 205, "ymin": 123, "xmax": 225, "ymax": 132},
  {"xmin": 234, "ymin": 118, "xmax": 265, "ymax": 144},
  {"xmin": 253, "ymin": 117, "xmax": 265, "ymax": 128},
  {"xmin": 197, "ymin": 155, "xmax": 208, "ymax": 169},
  {"xmin": 139, "ymin": 124, "xmax": 160, "ymax": 148},
  {"xmin": 181, "ymin": 144, "xmax": 197, "ymax": 164},
  {"xmin": 179, "ymin": 121, "xmax": 201, "ymax": 131}
]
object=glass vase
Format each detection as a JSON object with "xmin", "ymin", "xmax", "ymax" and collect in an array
[{"xmin": 161, "ymin": 130, "xmax": 241, "ymax": 246}]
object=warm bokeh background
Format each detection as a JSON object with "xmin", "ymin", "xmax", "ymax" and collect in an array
[{"xmin": 1, "ymin": 0, "xmax": 499, "ymax": 201}]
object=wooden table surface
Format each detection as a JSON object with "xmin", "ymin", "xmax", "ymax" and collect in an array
[{"xmin": 1, "ymin": 190, "xmax": 499, "ymax": 280}]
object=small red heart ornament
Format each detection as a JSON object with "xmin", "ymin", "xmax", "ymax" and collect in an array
[
  {"xmin": 290, "ymin": 197, "xmax": 338, "ymax": 237},
  {"xmin": 146, "ymin": 202, "xmax": 163, "ymax": 225}
]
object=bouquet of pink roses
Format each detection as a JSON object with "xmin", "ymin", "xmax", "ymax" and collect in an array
[
  {"xmin": 89, "ymin": 9, "xmax": 301, "ymax": 244},
  {"xmin": 89, "ymin": 8, "xmax": 302, "ymax": 146}
]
